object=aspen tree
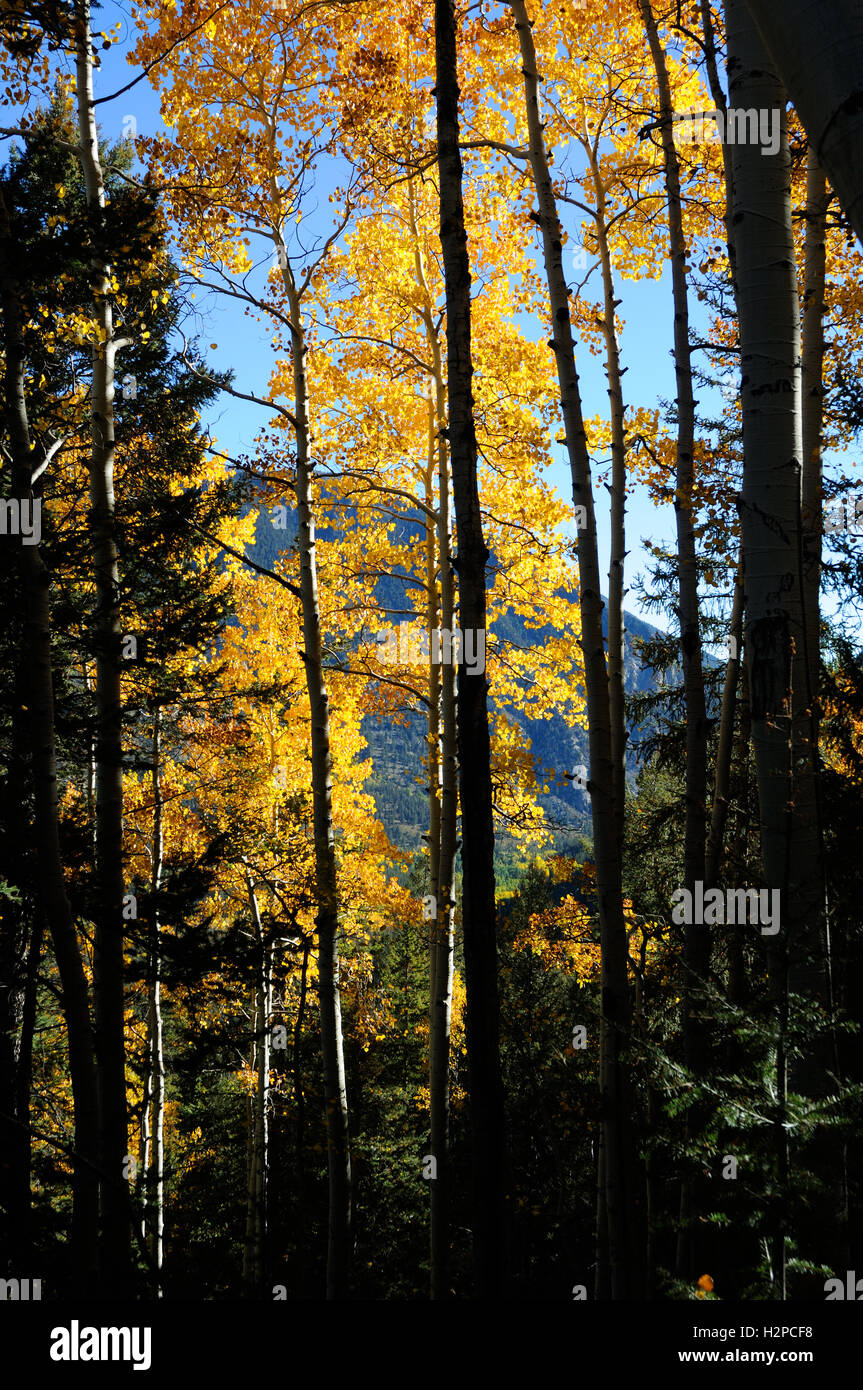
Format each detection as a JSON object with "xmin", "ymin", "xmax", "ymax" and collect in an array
[
  {"xmin": 435, "ymin": 0, "xmax": 509, "ymax": 1297},
  {"xmin": 508, "ymin": 0, "xmax": 639, "ymax": 1299},
  {"xmin": 73, "ymin": 0, "xmax": 133, "ymax": 1289},
  {"xmin": 726, "ymin": 0, "xmax": 830, "ymax": 1294}
]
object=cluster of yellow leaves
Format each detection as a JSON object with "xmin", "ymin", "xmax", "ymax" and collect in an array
[{"xmin": 511, "ymin": 859, "xmax": 667, "ymax": 987}]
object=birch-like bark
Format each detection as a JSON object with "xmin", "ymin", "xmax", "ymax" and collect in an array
[
  {"xmin": 436, "ymin": 0, "xmax": 508, "ymax": 1297},
  {"xmin": 409, "ymin": 188, "xmax": 457, "ymax": 1300},
  {"xmin": 742, "ymin": 0, "xmax": 863, "ymax": 247},
  {"xmin": 726, "ymin": 0, "xmax": 827, "ymax": 996},
  {"xmin": 431, "ymin": 381, "xmax": 457, "ymax": 1302},
  {"xmin": 726, "ymin": 0, "xmax": 829, "ymax": 1293},
  {"xmin": 74, "ymin": 0, "xmax": 131, "ymax": 1289},
  {"xmin": 509, "ymin": 0, "xmax": 639, "ymax": 1299}
]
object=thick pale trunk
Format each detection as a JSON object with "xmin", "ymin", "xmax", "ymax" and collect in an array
[
  {"xmin": 74, "ymin": 0, "xmax": 130, "ymax": 1290},
  {"xmin": 509, "ymin": 0, "xmax": 638, "ymax": 1299},
  {"xmin": 742, "ymin": 0, "xmax": 863, "ymax": 247},
  {"xmin": 436, "ymin": 0, "xmax": 508, "ymax": 1298},
  {"xmin": 726, "ymin": 0, "xmax": 827, "ymax": 999},
  {"xmin": 726, "ymin": 0, "xmax": 830, "ymax": 1294}
]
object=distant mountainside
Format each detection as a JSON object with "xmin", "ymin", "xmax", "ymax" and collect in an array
[
  {"xmin": 359, "ymin": 604, "xmax": 665, "ymax": 857},
  {"xmin": 248, "ymin": 504, "xmax": 669, "ymax": 858}
]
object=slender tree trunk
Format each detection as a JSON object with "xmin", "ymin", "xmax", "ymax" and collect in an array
[
  {"xmin": 0, "ymin": 893, "xmax": 41, "ymax": 1272},
  {"xmin": 706, "ymin": 551, "xmax": 745, "ymax": 887},
  {"xmin": 801, "ymin": 152, "xmax": 828, "ymax": 721},
  {"xmin": 509, "ymin": 0, "xmax": 639, "ymax": 1299},
  {"xmin": 432, "ymin": 391, "xmax": 457, "ymax": 1302},
  {"xmin": 242, "ymin": 870, "xmax": 270, "ymax": 1297},
  {"xmin": 410, "ymin": 189, "xmax": 457, "ymax": 1300},
  {"xmin": 639, "ymin": 0, "xmax": 713, "ymax": 1281},
  {"xmin": 279, "ymin": 261, "xmax": 352, "ymax": 1299},
  {"xmin": 13, "ymin": 915, "xmax": 42, "ymax": 1266},
  {"xmin": 436, "ymin": 0, "xmax": 508, "ymax": 1298},
  {"xmin": 639, "ymin": 0, "xmax": 709, "ymax": 914},
  {"xmin": 0, "ymin": 696, "xmax": 30, "ymax": 1277},
  {"xmin": 293, "ymin": 937, "xmax": 309, "ymax": 1220},
  {"xmin": 699, "ymin": 0, "xmax": 736, "ymax": 259},
  {"xmin": 74, "ymin": 0, "xmax": 131, "ymax": 1291},
  {"xmin": 799, "ymin": 145, "xmax": 848, "ymax": 1272},
  {"xmin": 146, "ymin": 711, "xmax": 165, "ymax": 1291},
  {"xmin": 742, "ymin": 0, "xmax": 863, "ymax": 247},
  {"xmin": 588, "ymin": 152, "xmax": 628, "ymax": 844}
]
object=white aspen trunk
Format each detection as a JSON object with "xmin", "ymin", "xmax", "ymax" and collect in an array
[
  {"xmin": 726, "ymin": 0, "xmax": 826, "ymax": 997},
  {"xmin": 432, "ymin": 375, "xmax": 456, "ymax": 1302},
  {"xmin": 73, "ymin": 0, "xmax": 131, "ymax": 1290},
  {"xmin": 743, "ymin": 0, "xmax": 863, "ymax": 246},
  {"xmin": 409, "ymin": 189, "xmax": 457, "ymax": 1300},
  {"xmin": 726, "ymin": 0, "xmax": 830, "ymax": 1295},
  {"xmin": 147, "ymin": 711, "xmax": 165, "ymax": 1290}
]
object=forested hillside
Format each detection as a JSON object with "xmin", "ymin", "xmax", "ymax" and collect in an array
[
  {"xmin": 2, "ymin": 0, "xmax": 863, "ymax": 1339},
  {"xmin": 252, "ymin": 502, "xmax": 664, "ymax": 856}
]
